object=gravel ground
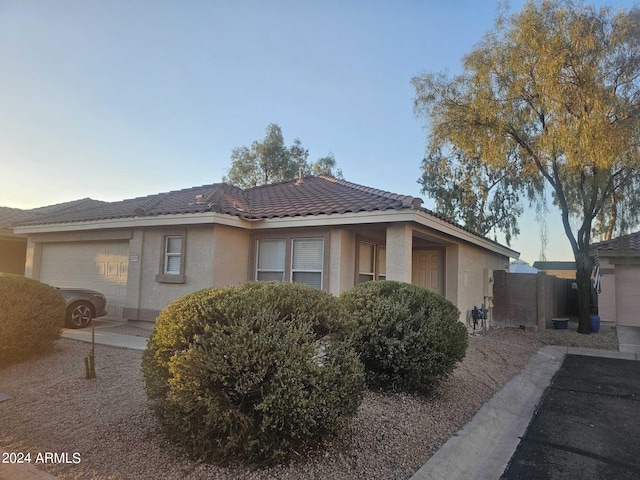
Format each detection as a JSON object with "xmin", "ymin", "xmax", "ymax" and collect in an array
[{"xmin": 0, "ymin": 324, "xmax": 618, "ymax": 480}]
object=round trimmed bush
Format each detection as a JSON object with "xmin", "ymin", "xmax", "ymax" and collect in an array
[
  {"xmin": 142, "ymin": 281, "xmax": 364, "ymax": 465},
  {"xmin": 0, "ymin": 273, "xmax": 65, "ymax": 366},
  {"xmin": 339, "ymin": 280, "xmax": 467, "ymax": 393}
]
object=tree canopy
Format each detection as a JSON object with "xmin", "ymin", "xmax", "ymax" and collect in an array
[
  {"xmin": 223, "ymin": 123, "xmax": 343, "ymax": 189},
  {"xmin": 419, "ymin": 147, "xmax": 524, "ymax": 245},
  {"xmin": 413, "ymin": 0, "xmax": 640, "ymax": 333}
]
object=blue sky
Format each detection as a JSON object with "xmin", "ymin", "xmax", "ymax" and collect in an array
[{"xmin": 1, "ymin": 0, "xmax": 636, "ymax": 263}]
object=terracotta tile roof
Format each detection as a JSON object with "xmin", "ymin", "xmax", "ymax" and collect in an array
[
  {"xmin": 10, "ymin": 184, "xmax": 250, "ymax": 225},
  {"xmin": 12, "ymin": 176, "xmax": 422, "ymax": 225},
  {"xmin": 245, "ymin": 175, "xmax": 423, "ymax": 218},
  {"xmin": 7, "ymin": 176, "xmax": 509, "ymax": 249},
  {"xmin": 594, "ymin": 231, "xmax": 640, "ymax": 253}
]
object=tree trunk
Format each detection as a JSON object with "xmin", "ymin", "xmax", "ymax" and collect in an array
[
  {"xmin": 605, "ymin": 195, "xmax": 617, "ymax": 241},
  {"xmin": 575, "ymin": 251, "xmax": 592, "ymax": 335}
]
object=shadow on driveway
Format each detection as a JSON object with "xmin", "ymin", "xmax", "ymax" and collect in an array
[{"xmin": 501, "ymin": 354, "xmax": 640, "ymax": 479}]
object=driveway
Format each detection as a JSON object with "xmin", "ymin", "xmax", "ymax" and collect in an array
[{"xmin": 501, "ymin": 354, "xmax": 640, "ymax": 479}]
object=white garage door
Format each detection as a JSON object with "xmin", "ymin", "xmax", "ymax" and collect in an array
[
  {"xmin": 40, "ymin": 241, "xmax": 129, "ymax": 317},
  {"xmin": 617, "ymin": 266, "xmax": 640, "ymax": 327}
]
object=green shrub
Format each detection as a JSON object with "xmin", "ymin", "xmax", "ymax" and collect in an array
[
  {"xmin": 339, "ymin": 280, "xmax": 467, "ymax": 393},
  {"xmin": 142, "ymin": 281, "xmax": 364, "ymax": 465},
  {"xmin": 0, "ymin": 273, "xmax": 65, "ymax": 366}
]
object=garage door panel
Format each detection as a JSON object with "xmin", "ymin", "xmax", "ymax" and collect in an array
[{"xmin": 40, "ymin": 241, "xmax": 129, "ymax": 318}]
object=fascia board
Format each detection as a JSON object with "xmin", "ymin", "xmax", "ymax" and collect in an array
[
  {"xmin": 249, "ymin": 210, "xmax": 416, "ymax": 229},
  {"xmin": 13, "ymin": 212, "xmax": 250, "ymax": 234},
  {"xmin": 413, "ymin": 210, "xmax": 520, "ymax": 259},
  {"xmin": 13, "ymin": 208, "xmax": 519, "ymax": 259},
  {"xmin": 251, "ymin": 210, "xmax": 519, "ymax": 258}
]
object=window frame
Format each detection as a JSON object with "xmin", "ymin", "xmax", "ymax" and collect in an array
[
  {"xmin": 156, "ymin": 230, "xmax": 187, "ymax": 284},
  {"xmin": 256, "ymin": 238, "xmax": 286, "ymax": 282},
  {"xmin": 356, "ymin": 237, "xmax": 386, "ymax": 284},
  {"xmin": 252, "ymin": 232, "xmax": 329, "ymax": 290},
  {"xmin": 290, "ymin": 238, "xmax": 324, "ymax": 289}
]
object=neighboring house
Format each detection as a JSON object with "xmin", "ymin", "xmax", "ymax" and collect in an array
[
  {"xmin": 594, "ymin": 231, "xmax": 640, "ymax": 327},
  {"xmin": 0, "ymin": 199, "xmax": 106, "ymax": 275},
  {"xmin": 509, "ymin": 259, "xmax": 539, "ymax": 274},
  {"xmin": 532, "ymin": 261, "xmax": 577, "ymax": 279},
  {"xmin": 0, "ymin": 207, "xmax": 29, "ymax": 274},
  {"xmin": 11, "ymin": 175, "xmax": 518, "ymax": 322}
]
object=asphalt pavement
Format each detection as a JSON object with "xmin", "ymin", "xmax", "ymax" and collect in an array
[
  {"xmin": 501, "ymin": 354, "xmax": 640, "ymax": 479},
  {"xmin": 411, "ymin": 326, "xmax": 640, "ymax": 480}
]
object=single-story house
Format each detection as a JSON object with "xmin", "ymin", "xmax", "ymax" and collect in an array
[
  {"xmin": 11, "ymin": 175, "xmax": 518, "ymax": 323},
  {"xmin": 594, "ymin": 231, "xmax": 640, "ymax": 327},
  {"xmin": 532, "ymin": 261, "xmax": 577, "ymax": 279}
]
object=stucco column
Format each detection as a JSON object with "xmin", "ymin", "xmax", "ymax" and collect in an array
[
  {"xmin": 386, "ymin": 224, "xmax": 413, "ymax": 283},
  {"xmin": 329, "ymin": 229, "xmax": 355, "ymax": 296},
  {"xmin": 24, "ymin": 239, "xmax": 42, "ymax": 280},
  {"xmin": 123, "ymin": 229, "xmax": 144, "ymax": 320}
]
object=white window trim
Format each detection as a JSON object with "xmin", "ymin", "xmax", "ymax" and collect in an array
[
  {"xmin": 256, "ymin": 239, "xmax": 286, "ymax": 282},
  {"xmin": 164, "ymin": 235, "xmax": 182, "ymax": 274},
  {"xmin": 357, "ymin": 240, "xmax": 386, "ymax": 283},
  {"xmin": 156, "ymin": 231, "xmax": 186, "ymax": 284},
  {"xmin": 290, "ymin": 238, "xmax": 324, "ymax": 289},
  {"xmin": 254, "ymin": 235, "xmax": 327, "ymax": 290}
]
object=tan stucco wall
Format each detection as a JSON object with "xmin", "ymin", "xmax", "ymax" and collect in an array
[
  {"xmin": 128, "ymin": 225, "xmax": 251, "ymax": 318},
  {"xmin": 329, "ymin": 229, "xmax": 356, "ymax": 295},
  {"xmin": 597, "ymin": 256, "xmax": 617, "ymax": 324},
  {"xmin": 0, "ymin": 238, "xmax": 27, "ymax": 275},
  {"xmin": 456, "ymin": 241, "xmax": 509, "ymax": 320},
  {"xmin": 386, "ymin": 223, "xmax": 412, "ymax": 283},
  {"xmin": 211, "ymin": 224, "xmax": 250, "ymax": 288},
  {"xmin": 22, "ymin": 218, "xmax": 515, "ymax": 324}
]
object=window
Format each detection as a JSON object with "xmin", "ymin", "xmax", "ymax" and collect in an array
[
  {"xmin": 359, "ymin": 242, "xmax": 375, "ymax": 283},
  {"xmin": 358, "ymin": 241, "xmax": 386, "ymax": 283},
  {"xmin": 255, "ymin": 236, "xmax": 325, "ymax": 290},
  {"xmin": 378, "ymin": 246, "xmax": 386, "ymax": 280},
  {"xmin": 164, "ymin": 236, "xmax": 183, "ymax": 274},
  {"xmin": 291, "ymin": 238, "xmax": 324, "ymax": 289},
  {"xmin": 156, "ymin": 232, "xmax": 186, "ymax": 283},
  {"xmin": 256, "ymin": 239, "xmax": 286, "ymax": 281}
]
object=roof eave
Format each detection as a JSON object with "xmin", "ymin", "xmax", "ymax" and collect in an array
[
  {"xmin": 12, "ymin": 207, "xmax": 519, "ymax": 258},
  {"xmin": 13, "ymin": 211, "xmax": 253, "ymax": 234}
]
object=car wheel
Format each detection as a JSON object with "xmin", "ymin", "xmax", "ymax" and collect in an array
[{"xmin": 66, "ymin": 301, "xmax": 94, "ymax": 328}]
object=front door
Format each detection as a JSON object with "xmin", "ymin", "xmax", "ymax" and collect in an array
[{"xmin": 412, "ymin": 249, "xmax": 444, "ymax": 296}]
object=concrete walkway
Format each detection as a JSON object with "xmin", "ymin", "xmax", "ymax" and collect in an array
[
  {"xmin": 617, "ymin": 325, "xmax": 640, "ymax": 353},
  {"xmin": 60, "ymin": 328, "xmax": 148, "ymax": 350},
  {"xmin": 411, "ymin": 326, "xmax": 640, "ymax": 480}
]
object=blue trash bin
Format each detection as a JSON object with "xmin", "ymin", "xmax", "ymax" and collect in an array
[
  {"xmin": 590, "ymin": 314, "xmax": 600, "ymax": 333},
  {"xmin": 553, "ymin": 318, "xmax": 568, "ymax": 330}
]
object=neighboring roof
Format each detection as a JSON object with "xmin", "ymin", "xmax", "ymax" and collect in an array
[
  {"xmin": 509, "ymin": 259, "xmax": 539, "ymax": 274},
  {"xmin": 0, "ymin": 206, "xmax": 28, "ymax": 230},
  {"xmin": 532, "ymin": 261, "xmax": 576, "ymax": 271},
  {"xmin": 0, "ymin": 199, "xmax": 107, "ymax": 230},
  {"xmin": 8, "ymin": 175, "xmax": 515, "ymax": 254},
  {"xmin": 594, "ymin": 231, "xmax": 640, "ymax": 254}
]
